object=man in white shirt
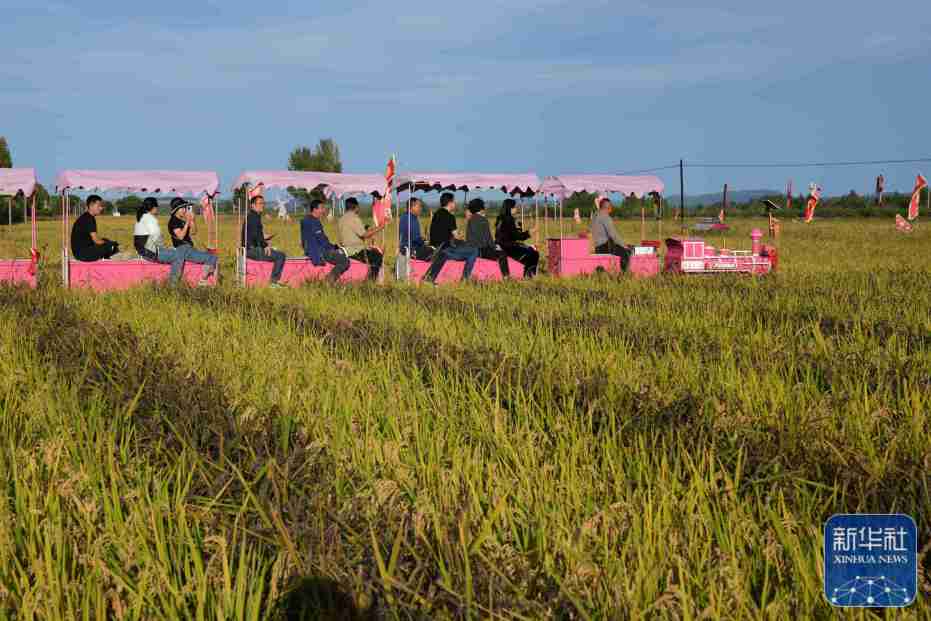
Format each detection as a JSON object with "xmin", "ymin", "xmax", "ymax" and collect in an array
[{"xmin": 338, "ymin": 197, "xmax": 385, "ymax": 281}]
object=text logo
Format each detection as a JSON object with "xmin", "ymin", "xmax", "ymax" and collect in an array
[{"xmin": 824, "ymin": 514, "xmax": 917, "ymax": 607}]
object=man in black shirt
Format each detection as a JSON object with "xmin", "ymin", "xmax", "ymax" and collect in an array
[
  {"xmin": 424, "ymin": 192, "xmax": 477, "ymax": 283},
  {"xmin": 242, "ymin": 195, "xmax": 286, "ymax": 287},
  {"xmin": 168, "ymin": 197, "xmax": 196, "ymax": 247},
  {"xmin": 71, "ymin": 194, "xmax": 119, "ymax": 261}
]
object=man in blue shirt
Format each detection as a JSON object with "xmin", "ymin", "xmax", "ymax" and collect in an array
[
  {"xmin": 301, "ymin": 199, "xmax": 350, "ymax": 283},
  {"xmin": 398, "ymin": 197, "xmax": 436, "ymax": 261}
]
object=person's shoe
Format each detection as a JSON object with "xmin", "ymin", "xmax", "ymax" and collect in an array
[{"xmin": 269, "ymin": 281, "xmax": 287, "ymax": 289}]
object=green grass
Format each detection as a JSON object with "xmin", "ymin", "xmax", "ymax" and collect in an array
[{"xmin": 0, "ymin": 216, "xmax": 928, "ymax": 619}]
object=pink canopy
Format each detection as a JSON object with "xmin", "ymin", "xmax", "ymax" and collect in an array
[
  {"xmin": 55, "ymin": 170, "xmax": 220, "ymax": 196},
  {"xmin": 0, "ymin": 168, "xmax": 38, "ymax": 197},
  {"xmin": 232, "ymin": 171, "xmax": 386, "ymax": 198},
  {"xmin": 538, "ymin": 175, "xmax": 665, "ymax": 199},
  {"xmin": 395, "ymin": 173, "xmax": 541, "ymax": 195}
]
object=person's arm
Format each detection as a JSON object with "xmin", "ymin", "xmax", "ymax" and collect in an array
[
  {"xmin": 606, "ymin": 217, "xmax": 624, "ymax": 245},
  {"xmin": 89, "ymin": 232, "xmax": 105, "ymax": 245}
]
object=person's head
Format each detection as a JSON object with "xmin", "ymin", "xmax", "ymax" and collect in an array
[
  {"xmin": 598, "ymin": 197, "xmax": 613, "ymax": 213},
  {"xmin": 310, "ymin": 199, "xmax": 326, "ymax": 218},
  {"xmin": 344, "ymin": 197, "xmax": 359, "ymax": 212},
  {"xmin": 408, "ymin": 197, "xmax": 423, "ymax": 216},
  {"xmin": 440, "ymin": 192, "xmax": 456, "ymax": 211},
  {"xmin": 170, "ymin": 197, "xmax": 193, "ymax": 221},
  {"xmin": 137, "ymin": 196, "xmax": 158, "ymax": 222},
  {"xmin": 86, "ymin": 194, "xmax": 104, "ymax": 215},
  {"xmin": 467, "ymin": 198, "xmax": 485, "ymax": 216},
  {"xmin": 501, "ymin": 198, "xmax": 516, "ymax": 219},
  {"xmin": 249, "ymin": 195, "xmax": 265, "ymax": 213}
]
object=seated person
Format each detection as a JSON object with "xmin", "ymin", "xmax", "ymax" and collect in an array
[
  {"xmin": 301, "ymin": 199, "xmax": 349, "ymax": 283},
  {"xmin": 243, "ymin": 195, "xmax": 287, "ymax": 288},
  {"xmin": 465, "ymin": 198, "xmax": 510, "ymax": 277},
  {"xmin": 71, "ymin": 194, "xmax": 119, "ymax": 261},
  {"xmin": 592, "ymin": 197, "xmax": 631, "ymax": 270},
  {"xmin": 495, "ymin": 198, "xmax": 539, "ymax": 277},
  {"xmin": 424, "ymin": 192, "xmax": 478, "ymax": 284},
  {"xmin": 338, "ymin": 197, "xmax": 384, "ymax": 281},
  {"xmin": 398, "ymin": 198, "xmax": 436, "ymax": 260},
  {"xmin": 133, "ymin": 197, "xmax": 204, "ymax": 285},
  {"xmin": 166, "ymin": 198, "xmax": 218, "ymax": 282}
]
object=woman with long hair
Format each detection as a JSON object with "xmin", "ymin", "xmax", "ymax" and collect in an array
[{"xmin": 495, "ymin": 198, "xmax": 539, "ymax": 277}]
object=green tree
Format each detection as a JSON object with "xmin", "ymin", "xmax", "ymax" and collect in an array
[
  {"xmin": 0, "ymin": 137, "xmax": 11, "ymax": 168},
  {"xmin": 287, "ymin": 138, "xmax": 342, "ymax": 203}
]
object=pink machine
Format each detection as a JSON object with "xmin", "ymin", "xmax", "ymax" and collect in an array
[
  {"xmin": 57, "ymin": 170, "xmax": 221, "ymax": 291},
  {"xmin": 664, "ymin": 229, "xmax": 774, "ymax": 275},
  {"xmin": 395, "ymin": 172, "xmax": 540, "ymax": 283},
  {"xmin": 232, "ymin": 171, "xmax": 388, "ymax": 286},
  {"xmin": 0, "ymin": 168, "xmax": 39, "ymax": 288},
  {"xmin": 538, "ymin": 175, "xmax": 665, "ymax": 278}
]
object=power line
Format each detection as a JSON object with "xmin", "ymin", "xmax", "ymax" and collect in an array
[
  {"xmin": 617, "ymin": 164, "xmax": 680, "ymax": 175},
  {"xmin": 684, "ymin": 158, "xmax": 931, "ymax": 169}
]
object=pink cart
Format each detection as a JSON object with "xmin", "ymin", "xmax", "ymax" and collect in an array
[
  {"xmin": 0, "ymin": 168, "xmax": 40, "ymax": 288},
  {"xmin": 664, "ymin": 229, "xmax": 773, "ymax": 275},
  {"xmin": 231, "ymin": 171, "xmax": 387, "ymax": 286},
  {"xmin": 57, "ymin": 170, "xmax": 221, "ymax": 290},
  {"xmin": 394, "ymin": 172, "xmax": 540, "ymax": 283},
  {"xmin": 537, "ymin": 175, "xmax": 665, "ymax": 278}
]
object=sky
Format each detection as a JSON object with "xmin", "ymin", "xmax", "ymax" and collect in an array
[{"xmin": 2, "ymin": 0, "xmax": 930, "ymax": 197}]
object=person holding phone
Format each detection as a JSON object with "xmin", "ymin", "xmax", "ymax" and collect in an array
[{"xmin": 167, "ymin": 198, "xmax": 218, "ymax": 282}]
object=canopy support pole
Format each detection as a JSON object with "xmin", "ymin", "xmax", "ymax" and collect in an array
[
  {"xmin": 679, "ymin": 159, "xmax": 686, "ymax": 234},
  {"xmin": 31, "ymin": 193, "xmax": 37, "ymax": 252},
  {"xmin": 7, "ymin": 196, "xmax": 11, "ymax": 229},
  {"xmin": 239, "ymin": 184, "xmax": 248, "ymax": 286}
]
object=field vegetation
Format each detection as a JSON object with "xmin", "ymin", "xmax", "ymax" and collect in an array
[{"xmin": 0, "ymin": 215, "xmax": 928, "ymax": 619}]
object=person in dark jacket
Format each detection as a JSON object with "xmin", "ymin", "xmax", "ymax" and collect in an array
[
  {"xmin": 398, "ymin": 198, "xmax": 435, "ymax": 260},
  {"xmin": 301, "ymin": 199, "xmax": 349, "ymax": 283},
  {"xmin": 495, "ymin": 198, "xmax": 539, "ymax": 277},
  {"xmin": 465, "ymin": 198, "xmax": 509, "ymax": 277},
  {"xmin": 243, "ymin": 195, "xmax": 286, "ymax": 287},
  {"xmin": 424, "ymin": 192, "xmax": 477, "ymax": 284},
  {"xmin": 71, "ymin": 194, "xmax": 119, "ymax": 261}
]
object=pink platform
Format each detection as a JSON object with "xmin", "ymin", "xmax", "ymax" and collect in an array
[
  {"xmin": 67, "ymin": 259, "xmax": 218, "ymax": 291},
  {"xmin": 407, "ymin": 257, "xmax": 524, "ymax": 283},
  {"xmin": 628, "ymin": 254, "xmax": 660, "ymax": 278},
  {"xmin": 244, "ymin": 257, "xmax": 369, "ymax": 286},
  {"xmin": 664, "ymin": 238, "xmax": 771, "ymax": 275},
  {"xmin": 0, "ymin": 260, "xmax": 38, "ymax": 288},
  {"xmin": 547, "ymin": 237, "xmax": 621, "ymax": 277}
]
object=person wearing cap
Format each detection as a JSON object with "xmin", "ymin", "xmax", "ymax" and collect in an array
[
  {"xmin": 71, "ymin": 194, "xmax": 120, "ymax": 261},
  {"xmin": 167, "ymin": 198, "xmax": 218, "ymax": 282},
  {"xmin": 495, "ymin": 198, "xmax": 539, "ymax": 277},
  {"xmin": 424, "ymin": 192, "xmax": 477, "ymax": 284},
  {"xmin": 132, "ymin": 197, "xmax": 207, "ymax": 285},
  {"xmin": 301, "ymin": 199, "xmax": 349, "ymax": 283},
  {"xmin": 338, "ymin": 197, "xmax": 384, "ymax": 281},
  {"xmin": 592, "ymin": 197, "xmax": 631, "ymax": 271},
  {"xmin": 243, "ymin": 195, "xmax": 287, "ymax": 287},
  {"xmin": 398, "ymin": 197, "xmax": 435, "ymax": 261},
  {"xmin": 465, "ymin": 198, "xmax": 510, "ymax": 277}
]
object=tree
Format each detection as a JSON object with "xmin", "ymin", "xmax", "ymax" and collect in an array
[
  {"xmin": 0, "ymin": 137, "xmax": 11, "ymax": 168},
  {"xmin": 287, "ymin": 138, "xmax": 343, "ymax": 203}
]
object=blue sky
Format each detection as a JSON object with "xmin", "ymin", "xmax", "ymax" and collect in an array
[{"xmin": 2, "ymin": 0, "xmax": 930, "ymax": 196}]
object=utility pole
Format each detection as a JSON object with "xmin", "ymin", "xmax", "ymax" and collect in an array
[{"xmin": 679, "ymin": 159, "xmax": 686, "ymax": 233}]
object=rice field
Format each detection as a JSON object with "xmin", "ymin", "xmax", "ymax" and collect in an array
[{"xmin": 0, "ymin": 215, "xmax": 928, "ymax": 619}]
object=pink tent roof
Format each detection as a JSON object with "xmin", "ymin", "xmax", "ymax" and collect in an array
[
  {"xmin": 232, "ymin": 171, "xmax": 386, "ymax": 198},
  {"xmin": 0, "ymin": 168, "xmax": 38, "ymax": 197},
  {"xmin": 538, "ymin": 175, "xmax": 665, "ymax": 198},
  {"xmin": 395, "ymin": 173, "xmax": 541, "ymax": 194},
  {"xmin": 55, "ymin": 170, "xmax": 220, "ymax": 196}
]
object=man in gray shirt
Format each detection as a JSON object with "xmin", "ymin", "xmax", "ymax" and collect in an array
[
  {"xmin": 465, "ymin": 198, "xmax": 510, "ymax": 277},
  {"xmin": 591, "ymin": 197, "xmax": 631, "ymax": 270}
]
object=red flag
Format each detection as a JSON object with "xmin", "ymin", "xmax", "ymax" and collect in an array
[
  {"xmin": 907, "ymin": 174, "xmax": 926, "ymax": 220},
  {"xmin": 28, "ymin": 247, "xmax": 40, "ymax": 276},
  {"xmin": 718, "ymin": 208, "xmax": 725, "ymax": 224},
  {"xmin": 372, "ymin": 156, "xmax": 395, "ymax": 227},
  {"xmin": 804, "ymin": 184, "xmax": 821, "ymax": 223},
  {"xmin": 786, "ymin": 180, "xmax": 792, "ymax": 213},
  {"xmin": 200, "ymin": 195, "xmax": 215, "ymax": 223},
  {"xmin": 248, "ymin": 182, "xmax": 264, "ymax": 200},
  {"xmin": 895, "ymin": 213, "xmax": 913, "ymax": 233}
]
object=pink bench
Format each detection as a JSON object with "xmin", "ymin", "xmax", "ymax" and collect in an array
[
  {"xmin": 244, "ymin": 257, "xmax": 369, "ymax": 286},
  {"xmin": 628, "ymin": 253, "xmax": 660, "ymax": 278},
  {"xmin": 0, "ymin": 259, "xmax": 37, "ymax": 288},
  {"xmin": 406, "ymin": 256, "xmax": 524, "ymax": 284},
  {"xmin": 67, "ymin": 259, "xmax": 218, "ymax": 291},
  {"xmin": 547, "ymin": 237, "xmax": 620, "ymax": 277}
]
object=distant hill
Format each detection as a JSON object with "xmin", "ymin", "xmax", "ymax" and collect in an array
[{"xmin": 680, "ymin": 189, "xmax": 781, "ymax": 208}]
